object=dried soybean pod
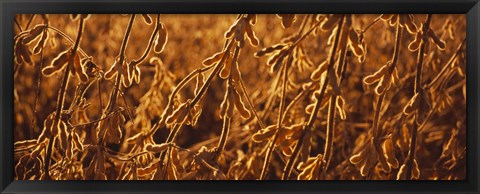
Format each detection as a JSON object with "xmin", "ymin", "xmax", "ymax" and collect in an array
[
  {"xmin": 404, "ymin": 15, "xmax": 418, "ymax": 34},
  {"xmin": 133, "ymin": 65, "xmax": 141, "ymax": 84},
  {"xmin": 166, "ymin": 102, "xmax": 189, "ymax": 125},
  {"xmin": 321, "ymin": 14, "xmax": 341, "ymax": 30},
  {"xmin": 247, "ymin": 14, "xmax": 257, "ymax": 25},
  {"xmin": 408, "ymin": 32, "xmax": 422, "ymax": 51},
  {"xmin": 277, "ymin": 14, "xmax": 296, "ymax": 29},
  {"xmin": 374, "ymin": 76, "xmax": 388, "ymax": 95},
  {"xmin": 194, "ymin": 72, "xmax": 205, "ymax": 95},
  {"xmin": 43, "ymin": 49, "xmax": 70, "ymax": 76},
  {"xmin": 389, "ymin": 14, "xmax": 398, "ymax": 26},
  {"xmin": 283, "ymin": 123, "xmax": 303, "ymax": 136},
  {"xmin": 104, "ymin": 60, "xmax": 118, "ymax": 80},
  {"xmin": 145, "ymin": 143, "xmax": 169, "ymax": 153},
  {"xmin": 14, "ymin": 44, "xmax": 25, "ymax": 64},
  {"xmin": 72, "ymin": 130, "xmax": 83, "ymax": 150},
  {"xmin": 255, "ymin": 44, "xmax": 285, "ymax": 57},
  {"xmin": 137, "ymin": 161, "xmax": 159, "ymax": 176},
  {"xmin": 30, "ymin": 143, "xmax": 45, "ymax": 159},
  {"xmin": 81, "ymin": 14, "xmax": 91, "ymax": 20},
  {"xmin": 380, "ymin": 14, "xmax": 394, "ymax": 21},
  {"xmin": 349, "ymin": 143, "xmax": 370, "ymax": 164},
  {"xmin": 231, "ymin": 63, "xmax": 241, "ymax": 82},
  {"xmin": 403, "ymin": 92, "xmax": 420, "ymax": 115},
  {"xmin": 15, "ymin": 155, "xmax": 29, "ymax": 179},
  {"xmin": 226, "ymin": 86, "xmax": 235, "ymax": 118},
  {"xmin": 14, "ymin": 139, "xmax": 37, "ymax": 149},
  {"xmin": 74, "ymin": 53, "xmax": 88, "ymax": 83},
  {"xmin": 108, "ymin": 114, "xmax": 124, "ymax": 144},
  {"xmin": 126, "ymin": 133, "xmax": 143, "ymax": 144},
  {"xmin": 22, "ymin": 24, "xmax": 47, "ymax": 45},
  {"xmin": 70, "ymin": 14, "xmax": 80, "ymax": 21},
  {"xmin": 348, "ymin": 30, "xmax": 364, "ymax": 56},
  {"xmin": 428, "ymin": 28, "xmax": 446, "ymax": 50},
  {"xmin": 391, "ymin": 67, "xmax": 401, "ymax": 87},
  {"xmin": 266, "ymin": 50, "xmax": 282, "ymax": 66},
  {"xmin": 245, "ymin": 24, "xmax": 259, "ymax": 47},
  {"xmin": 219, "ymin": 88, "xmax": 230, "ymax": 118},
  {"xmin": 328, "ymin": 69, "xmax": 341, "ymax": 95},
  {"xmin": 397, "ymin": 164, "xmax": 407, "ymax": 180},
  {"xmin": 219, "ymin": 58, "xmax": 232, "ymax": 79},
  {"xmin": 141, "ymin": 14, "xmax": 152, "ymax": 25},
  {"xmin": 252, "ymin": 125, "xmax": 277, "ymax": 142},
  {"xmin": 336, "ymin": 96, "xmax": 347, "ymax": 120},
  {"xmin": 171, "ymin": 148, "xmax": 184, "ymax": 172},
  {"xmin": 154, "ymin": 23, "xmax": 168, "ymax": 53},
  {"xmin": 122, "ymin": 167, "xmax": 133, "ymax": 180},
  {"xmin": 310, "ymin": 61, "xmax": 328, "ymax": 81},
  {"xmin": 166, "ymin": 106, "xmax": 183, "ymax": 124},
  {"xmin": 305, "ymin": 103, "xmax": 315, "ymax": 114},
  {"xmin": 58, "ymin": 121, "xmax": 68, "ymax": 151},
  {"xmin": 234, "ymin": 19, "xmax": 246, "ymax": 42},
  {"xmin": 203, "ymin": 52, "xmax": 224, "ymax": 66},
  {"xmin": 225, "ymin": 22, "xmax": 237, "ymax": 39},
  {"xmin": 363, "ymin": 64, "xmax": 388, "ymax": 85},
  {"xmin": 270, "ymin": 51, "xmax": 288, "ymax": 73},
  {"xmin": 412, "ymin": 159, "xmax": 420, "ymax": 179},
  {"xmin": 232, "ymin": 87, "xmax": 251, "ymax": 119},
  {"xmin": 282, "ymin": 145, "xmax": 293, "ymax": 156},
  {"xmin": 382, "ymin": 138, "xmax": 399, "ymax": 168},
  {"xmin": 360, "ymin": 147, "xmax": 377, "ymax": 176},
  {"xmin": 33, "ymin": 30, "xmax": 48, "ymax": 55},
  {"xmin": 327, "ymin": 27, "xmax": 338, "ymax": 45}
]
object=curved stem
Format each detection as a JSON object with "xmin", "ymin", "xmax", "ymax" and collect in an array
[
  {"xmin": 29, "ymin": 27, "xmax": 47, "ymax": 140},
  {"xmin": 216, "ymin": 116, "xmax": 231, "ymax": 155},
  {"xmin": 238, "ymin": 74, "xmax": 266, "ymax": 129},
  {"xmin": 105, "ymin": 14, "xmax": 136, "ymax": 113},
  {"xmin": 425, "ymin": 39, "xmax": 465, "ymax": 90},
  {"xmin": 372, "ymin": 93, "xmax": 385, "ymax": 139},
  {"xmin": 281, "ymin": 90, "xmax": 306, "ymax": 123},
  {"xmin": 282, "ymin": 15, "xmax": 344, "ymax": 180},
  {"xmin": 44, "ymin": 17, "xmax": 85, "ymax": 180},
  {"xmin": 291, "ymin": 20, "xmax": 323, "ymax": 48},
  {"xmin": 259, "ymin": 16, "xmax": 327, "ymax": 180},
  {"xmin": 373, "ymin": 15, "xmax": 403, "ymax": 140},
  {"xmin": 260, "ymin": 72, "xmax": 281, "ymax": 120},
  {"xmin": 46, "ymin": 26, "xmax": 89, "ymax": 57},
  {"xmin": 259, "ymin": 51, "xmax": 292, "ymax": 180},
  {"xmin": 150, "ymin": 40, "xmax": 234, "ymax": 137},
  {"xmin": 155, "ymin": 40, "xmax": 234, "ymax": 179},
  {"xmin": 149, "ymin": 65, "xmax": 214, "ymax": 136},
  {"xmin": 321, "ymin": 95, "xmax": 337, "ymax": 177},
  {"xmin": 131, "ymin": 15, "xmax": 160, "ymax": 65},
  {"xmin": 404, "ymin": 14, "xmax": 432, "ymax": 180},
  {"xmin": 320, "ymin": 22, "xmax": 351, "ymax": 176},
  {"xmin": 25, "ymin": 14, "xmax": 36, "ymax": 30},
  {"xmin": 361, "ymin": 15, "xmax": 382, "ymax": 34},
  {"xmin": 14, "ymin": 17, "xmax": 23, "ymax": 31},
  {"xmin": 190, "ymin": 41, "xmax": 234, "ymax": 106}
]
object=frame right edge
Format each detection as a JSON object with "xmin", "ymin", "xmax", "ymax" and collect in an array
[
  {"xmin": 1, "ymin": 0, "xmax": 6, "ymax": 193},
  {"xmin": 466, "ymin": 1, "xmax": 480, "ymax": 194}
]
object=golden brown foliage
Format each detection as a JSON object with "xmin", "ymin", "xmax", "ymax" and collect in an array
[{"xmin": 14, "ymin": 14, "xmax": 466, "ymax": 180}]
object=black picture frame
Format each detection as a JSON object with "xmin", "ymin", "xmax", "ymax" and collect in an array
[{"xmin": 1, "ymin": 0, "xmax": 479, "ymax": 193}]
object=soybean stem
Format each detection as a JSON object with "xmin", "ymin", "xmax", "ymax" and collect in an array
[{"xmin": 44, "ymin": 17, "xmax": 85, "ymax": 180}]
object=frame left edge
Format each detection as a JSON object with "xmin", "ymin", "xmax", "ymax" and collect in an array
[{"xmin": 1, "ymin": 1, "xmax": 15, "ymax": 193}]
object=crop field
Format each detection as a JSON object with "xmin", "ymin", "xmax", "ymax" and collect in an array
[{"xmin": 13, "ymin": 14, "xmax": 466, "ymax": 180}]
